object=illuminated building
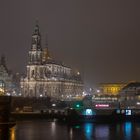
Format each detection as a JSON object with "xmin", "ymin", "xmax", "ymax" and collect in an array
[
  {"xmin": 119, "ymin": 82, "xmax": 140, "ymax": 108},
  {"xmin": 20, "ymin": 24, "xmax": 83, "ymax": 99},
  {"xmin": 92, "ymin": 83, "xmax": 126, "ymax": 108},
  {"xmin": 98, "ymin": 83, "xmax": 126, "ymax": 95},
  {"xmin": 0, "ymin": 80, "xmax": 5, "ymax": 95},
  {"xmin": 0, "ymin": 56, "xmax": 13, "ymax": 95}
]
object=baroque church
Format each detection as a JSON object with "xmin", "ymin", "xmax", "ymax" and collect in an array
[{"xmin": 20, "ymin": 24, "xmax": 83, "ymax": 99}]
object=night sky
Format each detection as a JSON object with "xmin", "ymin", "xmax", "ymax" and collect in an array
[{"xmin": 0, "ymin": 0, "xmax": 140, "ymax": 88}]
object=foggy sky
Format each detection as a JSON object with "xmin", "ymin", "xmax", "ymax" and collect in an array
[{"xmin": 0, "ymin": 0, "xmax": 140, "ymax": 88}]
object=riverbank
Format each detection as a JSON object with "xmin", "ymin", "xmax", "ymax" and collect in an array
[{"xmin": 10, "ymin": 108, "xmax": 140, "ymax": 123}]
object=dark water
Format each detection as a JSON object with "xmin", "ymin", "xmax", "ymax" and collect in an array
[{"xmin": 1, "ymin": 120, "xmax": 140, "ymax": 140}]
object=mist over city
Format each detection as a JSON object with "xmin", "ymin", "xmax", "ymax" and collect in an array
[
  {"xmin": 0, "ymin": 1, "xmax": 140, "ymax": 140},
  {"xmin": 0, "ymin": 1, "xmax": 140, "ymax": 88}
]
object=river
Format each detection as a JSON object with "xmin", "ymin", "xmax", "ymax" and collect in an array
[{"xmin": 1, "ymin": 120, "xmax": 140, "ymax": 140}]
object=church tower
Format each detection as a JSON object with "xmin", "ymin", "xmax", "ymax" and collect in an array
[
  {"xmin": 26, "ymin": 23, "xmax": 44, "ymax": 82},
  {"xmin": 21, "ymin": 22, "xmax": 83, "ymax": 98},
  {"xmin": 28, "ymin": 23, "xmax": 42, "ymax": 65}
]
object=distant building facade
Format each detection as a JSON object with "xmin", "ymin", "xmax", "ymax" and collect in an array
[
  {"xmin": 0, "ymin": 56, "xmax": 13, "ymax": 95},
  {"xmin": 119, "ymin": 82, "xmax": 140, "ymax": 108},
  {"xmin": 20, "ymin": 24, "xmax": 83, "ymax": 99},
  {"xmin": 98, "ymin": 83, "xmax": 126, "ymax": 95}
]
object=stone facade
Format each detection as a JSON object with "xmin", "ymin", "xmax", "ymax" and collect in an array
[
  {"xmin": 119, "ymin": 82, "xmax": 140, "ymax": 108},
  {"xmin": 98, "ymin": 83, "xmax": 126, "ymax": 95},
  {"xmin": 20, "ymin": 24, "xmax": 83, "ymax": 99}
]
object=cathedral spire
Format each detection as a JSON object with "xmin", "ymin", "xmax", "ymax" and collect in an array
[
  {"xmin": 31, "ymin": 22, "xmax": 42, "ymax": 51},
  {"xmin": 33, "ymin": 21, "xmax": 40, "ymax": 36},
  {"xmin": 29, "ymin": 22, "xmax": 43, "ymax": 65}
]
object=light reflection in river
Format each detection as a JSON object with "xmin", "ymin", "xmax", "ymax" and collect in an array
[
  {"xmin": 1, "ymin": 121, "xmax": 140, "ymax": 140},
  {"xmin": 51, "ymin": 121, "xmax": 56, "ymax": 135},
  {"xmin": 69, "ymin": 127, "xmax": 73, "ymax": 140},
  {"xmin": 95, "ymin": 125, "xmax": 109, "ymax": 139},
  {"xmin": 10, "ymin": 127, "xmax": 16, "ymax": 140},
  {"xmin": 124, "ymin": 122, "xmax": 132, "ymax": 140},
  {"xmin": 84, "ymin": 123, "xmax": 93, "ymax": 140}
]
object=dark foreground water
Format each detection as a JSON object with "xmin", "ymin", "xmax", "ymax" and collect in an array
[{"xmin": 1, "ymin": 120, "xmax": 140, "ymax": 140}]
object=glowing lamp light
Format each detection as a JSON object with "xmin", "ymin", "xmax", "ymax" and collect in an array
[
  {"xmin": 40, "ymin": 94, "xmax": 43, "ymax": 97},
  {"xmin": 95, "ymin": 104, "xmax": 109, "ymax": 108},
  {"xmin": 96, "ymin": 90, "xmax": 100, "ymax": 93},
  {"xmin": 76, "ymin": 104, "xmax": 80, "ymax": 108},
  {"xmin": 86, "ymin": 109, "xmax": 93, "ymax": 116},
  {"xmin": 77, "ymin": 72, "xmax": 80, "ymax": 75},
  {"xmin": 6, "ymin": 93, "xmax": 11, "ymax": 96},
  {"xmin": 116, "ymin": 109, "xmax": 121, "ymax": 114},
  {"xmin": 137, "ymin": 102, "xmax": 140, "ymax": 105},
  {"xmin": 52, "ymin": 104, "xmax": 56, "ymax": 107},
  {"xmin": 73, "ymin": 101, "xmax": 83, "ymax": 109}
]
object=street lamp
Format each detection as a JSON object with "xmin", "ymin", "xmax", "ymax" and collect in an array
[
  {"xmin": 52, "ymin": 104, "xmax": 56, "ymax": 107},
  {"xmin": 97, "ymin": 89, "xmax": 100, "ymax": 93},
  {"xmin": 40, "ymin": 94, "xmax": 43, "ymax": 97}
]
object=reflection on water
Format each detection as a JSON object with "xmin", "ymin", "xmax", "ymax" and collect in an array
[
  {"xmin": 95, "ymin": 125, "xmax": 109, "ymax": 139},
  {"xmin": 84, "ymin": 123, "xmax": 93, "ymax": 140},
  {"xmin": 69, "ymin": 127, "xmax": 73, "ymax": 140},
  {"xmin": 74, "ymin": 125, "xmax": 80, "ymax": 129},
  {"xmin": 0, "ymin": 127, "xmax": 15, "ymax": 140},
  {"xmin": 51, "ymin": 121, "xmax": 56, "ymax": 135},
  {"xmin": 1, "ymin": 121, "xmax": 140, "ymax": 140},
  {"xmin": 10, "ymin": 127, "xmax": 16, "ymax": 140},
  {"xmin": 124, "ymin": 122, "xmax": 132, "ymax": 140}
]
